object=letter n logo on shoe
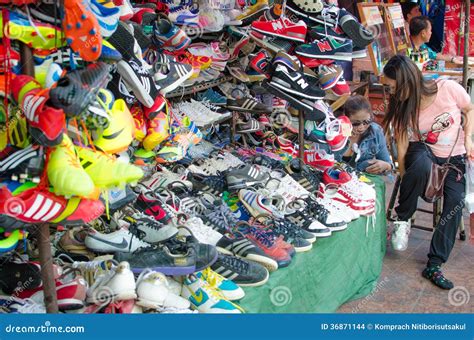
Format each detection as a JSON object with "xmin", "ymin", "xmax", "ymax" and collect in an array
[
  {"xmin": 272, "ymin": 20, "xmax": 284, "ymax": 31},
  {"xmin": 317, "ymin": 40, "xmax": 332, "ymax": 52},
  {"xmin": 296, "ymin": 78, "xmax": 309, "ymax": 89}
]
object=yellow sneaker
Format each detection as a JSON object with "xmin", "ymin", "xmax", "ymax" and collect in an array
[
  {"xmin": 94, "ymin": 91, "xmax": 134, "ymax": 154},
  {"xmin": 197, "ymin": 267, "xmax": 245, "ymax": 302},
  {"xmin": 47, "ymin": 134, "xmax": 95, "ymax": 198},
  {"xmin": 236, "ymin": 0, "xmax": 269, "ymax": 23},
  {"xmin": 76, "ymin": 146, "xmax": 143, "ymax": 189}
]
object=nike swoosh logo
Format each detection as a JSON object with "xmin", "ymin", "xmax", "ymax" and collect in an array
[
  {"xmin": 189, "ymin": 288, "xmax": 204, "ymax": 304},
  {"xmin": 88, "ymin": 235, "xmax": 129, "ymax": 249},
  {"xmin": 102, "ymin": 128, "xmax": 124, "ymax": 140}
]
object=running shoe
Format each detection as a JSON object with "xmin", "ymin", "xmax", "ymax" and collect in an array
[
  {"xmin": 251, "ymin": 16, "xmax": 307, "ymax": 43},
  {"xmin": 211, "ymin": 254, "xmax": 269, "ymax": 287}
]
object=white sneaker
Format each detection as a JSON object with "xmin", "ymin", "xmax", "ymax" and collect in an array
[
  {"xmin": 391, "ymin": 220, "xmax": 411, "ymax": 251},
  {"xmin": 85, "ymin": 228, "xmax": 150, "ymax": 253},
  {"xmin": 181, "ymin": 217, "xmax": 223, "ymax": 245},
  {"xmin": 140, "ymin": 167, "xmax": 192, "ymax": 191},
  {"xmin": 136, "ymin": 270, "xmax": 190, "ymax": 310},
  {"xmin": 87, "ymin": 262, "xmax": 137, "ymax": 304}
]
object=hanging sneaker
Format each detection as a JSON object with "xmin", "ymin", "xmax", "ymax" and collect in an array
[
  {"xmin": 251, "ymin": 16, "xmax": 307, "ymax": 43},
  {"xmin": 338, "ymin": 8, "xmax": 374, "ymax": 49},
  {"xmin": 47, "ymin": 134, "xmax": 95, "ymax": 198},
  {"xmin": 318, "ymin": 64, "xmax": 344, "ymax": 90},
  {"xmin": 331, "ymin": 75, "xmax": 350, "ymax": 96},
  {"xmin": 325, "ymin": 116, "xmax": 352, "ymax": 152},
  {"xmin": 10, "ymin": 75, "xmax": 65, "ymax": 146},
  {"xmin": 181, "ymin": 274, "xmax": 243, "ymax": 313},
  {"xmin": 50, "ymin": 62, "xmax": 112, "ymax": 118},
  {"xmin": 86, "ymin": 261, "xmax": 137, "ymax": 304},
  {"xmin": 0, "ymin": 183, "xmax": 104, "ymax": 230},
  {"xmin": 168, "ymin": 5, "xmax": 199, "ymax": 25},
  {"xmin": 77, "ymin": 147, "xmax": 143, "ymax": 189},
  {"xmin": 269, "ymin": 64, "xmax": 325, "ymax": 100},
  {"xmin": 295, "ymin": 37, "xmax": 353, "ymax": 61},
  {"xmin": 0, "ymin": 145, "xmax": 44, "ymax": 183},
  {"xmin": 87, "ymin": 0, "xmax": 121, "ymax": 37},
  {"xmin": 211, "ymin": 254, "xmax": 269, "ymax": 287},
  {"xmin": 153, "ymin": 59, "xmax": 193, "ymax": 95}
]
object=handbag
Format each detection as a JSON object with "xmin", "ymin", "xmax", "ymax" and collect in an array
[{"xmin": 422, "ymin": 126, "xmax": 462, "ymax": 203}]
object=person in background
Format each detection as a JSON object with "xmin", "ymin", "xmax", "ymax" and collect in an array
[
  {"xmin": 342, "ymin": 95, "xmax": 393, "ymax": 174},
  {"xmin": 383, "ymin": 55, "xmax": 474, "ymax": 290},
  {"xmin": 409, "ymin": 16, "xmax": 463, "ymax": 64},
  {"xmin": 402, "ymin": 1, "xmax": 421, "ymax": 35}
]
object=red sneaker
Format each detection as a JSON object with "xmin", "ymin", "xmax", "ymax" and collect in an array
[
  {"xmin": 297, "ymin": 55, "xmax": 334, "ymax": 68},
  {"xmin": 249, "ymin": 49, "xmax": 271, "ymax": 75},
  {"xmin": 11, "ymin": 75, "xmax": 65, "ymax": 146},
  {"xmin": 331, "ymin": 76, "xmax": 350, "ymax": 96},
  {"xmin": 135, "ymin": 191, "xmax": 174, "ymax": 226},
  {"xmin": 304, "ymin": 149, "xmax": 335, "ymax": 170},
  {"xmin": 325, "ymin": 116, "xmax": 352, "ymax": 152},
  {"xmin": 0, "ymin": 185, "xmax": 105, "ymax": 230},
  {"xmin": 251, "ymin": 16, "xmax": 307, "ymax": 43}
]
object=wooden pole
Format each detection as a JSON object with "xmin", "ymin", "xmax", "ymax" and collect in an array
[
  {"xmin": 36, "ymin": 224, "xmax": 59, "ymax": 313},
  {"xmin": 298, "ymin": 111, "xmax": 304, "ymax": 160},
  {"xmin": 462, "ymin": 0, "xmax": 470, "ymax": 89}
]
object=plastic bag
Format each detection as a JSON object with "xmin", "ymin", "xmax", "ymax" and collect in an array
[{"xmin": 465, "ymin": 160, "xmax": 474, "ymax": 213}]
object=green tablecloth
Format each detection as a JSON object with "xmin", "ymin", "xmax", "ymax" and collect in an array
[{"xmin": 240, "ymin": 176, "xmax": 387, "ymax": 313}]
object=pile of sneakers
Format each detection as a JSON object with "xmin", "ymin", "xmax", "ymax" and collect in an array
[{"xmin": 0, "ymin": 0, "xmax": 378, "ymax": 314}]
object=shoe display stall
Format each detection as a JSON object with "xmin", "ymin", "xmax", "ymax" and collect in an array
[{"xmin": 0, "ymin": 0, "xmax": 388, "ymax": 315}]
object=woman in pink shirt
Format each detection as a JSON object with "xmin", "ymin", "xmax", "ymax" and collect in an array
[{"xmin": 382, "ymin": 55, "xmax": 474, "ymax": 290}]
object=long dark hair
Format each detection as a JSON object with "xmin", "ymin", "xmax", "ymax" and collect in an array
[{"xmin": 382, "ymin": 55, "xmax": 438, "ymax": 138}]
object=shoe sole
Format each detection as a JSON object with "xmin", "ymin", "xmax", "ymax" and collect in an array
[
  {"xmin": 269, "ymin": 79, "xmax": 325, "ymax": 100},
  {"xmin": 117, "ymin": 60, "xmax": 155, "ymax": 108},
  {"xmin": 320, "ymin": 72, "xmax": 344, "ymax": 90},
  {"xmin": 294, "ymin": 243, "xmax": 313, "ymax": 252},
  {"xmin": 58, "ymin": 298, "xmax": 85, "ymax": 311},
  {"xmin": 217, "ymin": 247, "xmax": 279, "ymax": 272},
  {"xmin": 292, "ymin": 0, "xmax": 324, "ymax": 13},
  {"xmin": 251, "ymin": 27, "xmax": 306, "ymax": 43},
  {"xmin": 129, "ymin": 264, "xmax": 196, "ymax": 276},
  {"xmin": 310, "ymin": 230, "xmax": 332, "ymax": 237},
  {"xmin": 328, "ymin": 224, "xmax": 348, "ymax": 232},
  {"xmin": 227, "ymin": 179, "xmax": 266, "ymax": 190},
  {"xmin": 286, "ymin": 5, "xmax": 335, "ymax": 27},
  {"xmin": 295, "ymin": 50, "xmax": 353, "ymax": 61},
  {"xmin": 236, "ymin": 270, "xmax": 270, "ymax": 287},
  {"xmin": 159, "ymin": 67, "xmax": 193, "ymax": 95}
]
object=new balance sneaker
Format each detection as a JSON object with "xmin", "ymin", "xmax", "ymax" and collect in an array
[
  {"xmin": 85, "ymin": 227, "xmax": 150, "ymax": 253},
  {"xmin": 181, "ymin": 274, "xmax": 242, "ymax": 313},
  {"xmin": 338, "ymin": 8, "xmax": 374, "ymax": 48},
  {"xmin": 226, "ymin": 164, "xmax": 269, "ymax": 190},
  {"xmin": 87, "ymin": 262, "xmax": 137, "ymax": 304},
  {"xmin": 318, "ymin": 64, "xmax": 344, "ymax": 90},
  {"xmin": 251, "ymin": 16, "xmax": 307, "ymax": 42},
  {"xmin": 197, "ymin": 267, "xmax": 245, "ymax": 301},
  {"xmin": 216, "ymin": 233, "xmax": 278, "ymax": 272},
  {"xmin": 211, "ymin": 254, "xmax": 269, "ymax": 287},
  {"xmin": 295, "ymin": 37, "xmax": 353, "ymax": 61},
  {"xmin": 269, "ymin": 64, "xmax": 325, "ymax": 100},
  {"xmin": 136, "ymin": 270, "xmax": 190, "ymax": 309}
]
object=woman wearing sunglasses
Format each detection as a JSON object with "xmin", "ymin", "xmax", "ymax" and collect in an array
[
  {"xmin": 342, "ymin": 95, "xmax": 393, "ymax": 174},
  {"xmin": 383, "ymin": 55, "xmax": 474, "ymax": 290}
]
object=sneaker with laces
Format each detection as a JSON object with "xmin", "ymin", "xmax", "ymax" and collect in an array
[
  {"xmin": 199, "ymin": 200, "xmax": 240, "ymax": 233},
  {"xmin": 87, "ymin": 262, "xmax": 137, "ymax": 304},
  {"xmin": 0, "ymin": 145, "xmax": 44, "ymax": 183},
  {"xmin": 238, "ymin": 189, "xmax": 285, "ymax": 219},
  {"xmin": 251, "ymin": 16, "xmax": 307, "ymax": 42},
  {"xmin": 134, "ymin": 191, "xmax": 176, "ymax": 226},
  {"xmin": 226, "ymin": 165, "xmax": 270, "ymax": 190},
  {"xmin": 295, "ymin": 37, "xmax": 353, "ymax": 61},
  {"xmin": 196, "ymin": 88, "xmax": 227, "ymax": 106},
  {"xmin": 85, "ymin": 227, "xmax": 151, "ymax": 253},
  {"xmin": 285, "ymin": 205, "xmax": 332, "ymax": 237},
  {"xmin": 236, "ymin": 0, "xmax": 269, "ymax": 25},
  {"xmin": 265, "ymin": 218, "xmax": 314, "ymax": 251},
  {"xmin": 285, "ymin": 158, "xmax": 321, "ymax": 193},
  {"xmin": 122, "ymin": 213, "xmax": 178, "ymax": 244},
  {"xmin": 304, "ymin": 149, "xmax": 335, "ymax": 170},
  {"xmin": 292, "ymin": 197, "xmax": 347, "ymax": 231},
  {"xmin": 211, "ymin": 254, "xmax": 269, "ymax": 287},
  {"xmin": 197, "ymin": 267, "xmax": 245, "ymax": 301},
  {"xmin": 152, "ymin": 13, "xmax": 191, "ymax": 52},
  {"xmin": 168, "ymin": 5, "xmax": 199, "ymax": 25},
  {"xmin": 187, "ymin": 172, "xmax": 227, "ymax": 196},
  {"xmin": 180, "ymin": 217, "xmax": 223, "ymax": 245},
  {"xmin": 181, "ymin": 274, "xmax": 243, "ymax": 313},
  {"xmin": 136, "ymin": 269, "xmax": 191, "ymax": 309},
  {"xmin": 318, "ymin": 64, "xmax": 344, "ymax": 90},
  {"xmin": 216, "ymin": 233, "xmax": 278, "ymax": 272},
  {"xmin": 391, "ymin": 220, "xmax": 410, "ymax": 252}
]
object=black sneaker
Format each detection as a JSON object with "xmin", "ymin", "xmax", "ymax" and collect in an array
[
  {"xmin": 285, "ymin": 207, "xmax": 332, "ymax": 237},
  {"xmin": 117, "ymin": 56, "xmax": 160, "ymax": 108},
  {"xmin": 266, "ymin": 218, "xmax": 314, "ymax": 252},
  {"xmin": 269, "ymin": 63, "xmax": 325, "ymax": 100},
  {"xmin": 107, "ymin": 72, "xmax": 137, "ymax": 106},
  {"xmin": 285, "ymin": 0, "xmax": 338, "ymax": 27},
  {"xmin": 0, "ymin": 262, "xmax": 42, "ymax": 295},
  {"xmin": 251, "ymin": 154, "xmax": 286, "ymax": 172},
  {"xmin": 0, "ymin": 145, "xmax": 44, "ymax": 183},
  {"xmin": 211, "ymin": 254, "xmax": 269, "ymax": 287},
  {"xmin": 50, "ymin": 62, "xmax": 112, "ymax": 118},
  {"xmin": 200, "ymin": 201, "xmax": 240, "ymax": 233},
  {"xmin": 295, "ymin": 37, "xmax": 353, "ymax": 61},
  {"xmin": 226, "ymin": 97, "xmax": 272, "ymax": 114},
  {"xmin": 309, "ymin": 25, "xmax": 347, "ymax": 42},
  {"xmin": 284, "ymin": 158, "xmax": 321, "ymax": 193},
  {"xmin": 187, "ymin": 172, "xmax": 227, "ymax": 196},
  {"xmin": 216, "ymin": 233, "xmax": 278, "ymax": 272},
  {"xmin": 422, "ymin": 265, "xmax": 454, "ymax": 290},
  {"xmin": 171, "ymin": 234, "xmax": 218, "ymax": 271},
  {"xmin": 338, "ymin": 8, "xmax": 374, "ymax": 49},
  {"xmin": 292, "ymin": 197, "xmax": 347, "ymax": 231},
  {"xmin": 225, "ymin": 164, "xmax": 270, "ymax": 190},
  {"xmin": 114, "ymin": 243, "xmax": 197, "ymax": 275},
  {"xmin": 26, "ymin": 3, "xmax": 61, "ymax": 25},
  {"xmin": 152, "ymin": 53, "xmax": 193, "ymax": 95}
]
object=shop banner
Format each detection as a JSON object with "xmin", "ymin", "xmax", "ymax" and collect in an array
[
  {"xmin": 443, "ymin": 0, "xmax": 474, "ymax": 56},
  {"xmin": 0, "ymin": 314, "xmax": 472, "ymax": 339}
]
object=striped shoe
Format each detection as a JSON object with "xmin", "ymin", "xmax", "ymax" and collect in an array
[
  {"xmin": 225, "ymin": 164, "xmax": 269, "ymax": 190},
  {"xmin": 211, "ymin": 254, "xmax": 269, "ymax": 287},
  {"xmin": 216, "ymin": 233, "xmax": 278, "ymax": 272},
  {"xmin": 226, "ymin": 97, "xmax": 272, "ymax": 114},
  {"xmin": 0, "ymin": 145, "xmax": 44, "ymax": 183}
]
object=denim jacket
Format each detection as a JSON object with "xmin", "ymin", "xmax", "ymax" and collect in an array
[{"xmin": 339, "ymin": 123, "xmax": 393, "ymax": 172}]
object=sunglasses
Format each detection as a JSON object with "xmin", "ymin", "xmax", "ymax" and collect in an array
[{"xmin": 351, "ymin": 119, "xmax": 372, "ymax": 127}]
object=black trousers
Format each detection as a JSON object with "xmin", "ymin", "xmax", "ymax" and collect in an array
[{"xmin": 395, "ymin": 142, "xmax": 466, "ymax": 267}]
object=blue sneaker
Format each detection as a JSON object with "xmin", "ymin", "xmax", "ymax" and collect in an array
[
  {"xmin": 197, "ymin": 88, "xmax": 227, "ymax": 106},
  {"xmin": 181, "ymin": 274, "xmax": 243, "ymax": 313},
  {"xmin": 197, "ymin": 268, "xmax": 245, "ymax": 301},
  {"xmin": 100, "ymin": 41, "xmax": 123, "ymax": 62},
  {"xmin": 152, "ymin": 14, "xmax": 191, "ymax": 52},
  {"xmin": 87, "ymin": 0, "xmax": 121, "ymax": 38}
]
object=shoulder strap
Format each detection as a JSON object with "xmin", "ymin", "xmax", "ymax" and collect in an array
[{"xmin": 446, "ymin": 125, "xmax": 462, "ymax": 163}]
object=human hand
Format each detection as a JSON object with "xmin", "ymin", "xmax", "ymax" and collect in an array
[
  {"xmin": 366, "ymin": 160, "xmax": 391, "ymax": 174},
  {"xmin": 465, "ymin": 137, "xmax": 474, "ymax": 161}
]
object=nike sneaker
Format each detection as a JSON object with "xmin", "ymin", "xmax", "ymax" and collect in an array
[
  {"xmin": 197, "ymin": 267, "xmax": 245, "ymax": 301},
  {"xmin": 84, "ymin": 227, "xmax": 150, "ymax": 253},
  {"xmin": 47, "ymin": 134, "xmax": 95, "ymax": 198}
]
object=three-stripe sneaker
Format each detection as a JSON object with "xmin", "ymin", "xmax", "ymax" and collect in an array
[
  {"xmin": 117, "ymin": 56, "xmax": 160, "ymax": 108},
  {"xmin": 284, "ymin": 205, "xmax": 332, "ymax": 237},
  {"xmin": 225, "ymin": 165, "xmax": 270, "ymax": 190},
  {"xmin": 0, "ymin": 145, "xmax": 44, "ymax": 183},
  {"xmin": 153, "ymin": 53, "xmax": 193, "ymax": 95},
  {"xmin": 0, "ymin": 184, "xmax": 104, "ymax": 230},
  {"xmin": 211, "ymin": 254, "xmax": 269, "ymax": 287},
  {"xmin": 284, "ymin": 159, "xmax": 321, "ymax": 194},
  {"xmin": 11, "ymin": 75, "xmax": 65, "ymax": 146},
  {"xmin": 226, "ymin": 96, "xmax": 272, "ymax": 114},
  {"xmin": 216, "ymin": 233, "xmax": 278, "ymax": 272}
]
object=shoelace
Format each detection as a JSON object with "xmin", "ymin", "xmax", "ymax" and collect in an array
[
  {"xmin": 200, "ymin": 267, "xmax": 223, "ymax": 288},
  {"xmin": 241, "ymin": 225, "xmax": 275, "ymax": 248}
]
